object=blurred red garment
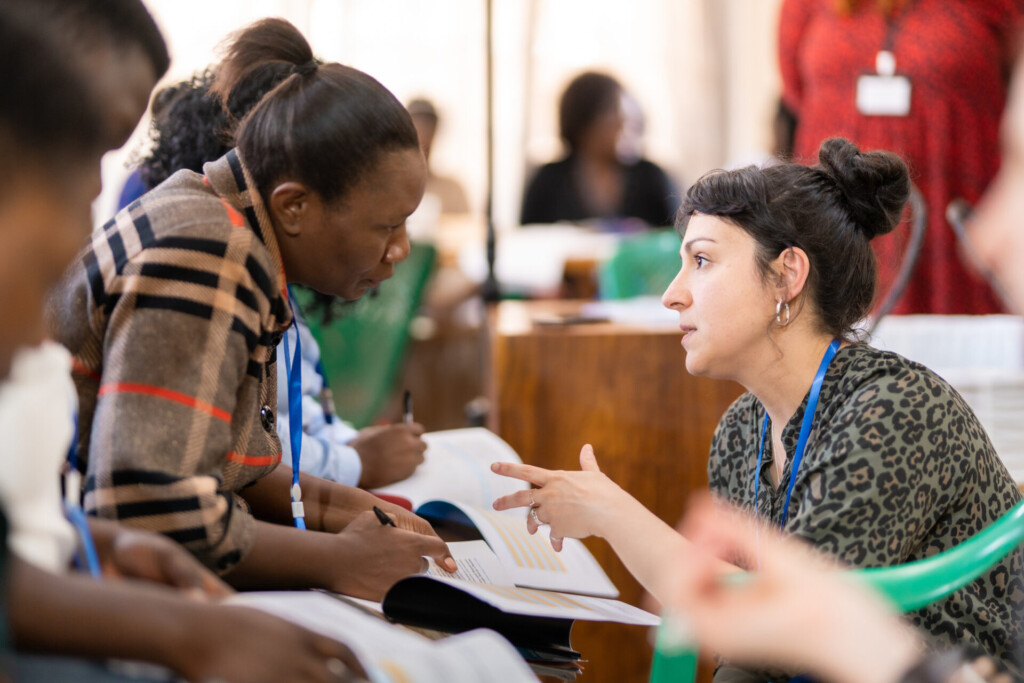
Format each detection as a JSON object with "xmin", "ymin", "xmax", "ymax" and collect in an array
[{"xmin": 779, "ymin": 0, "xmax": 1023, "ymax": 314}]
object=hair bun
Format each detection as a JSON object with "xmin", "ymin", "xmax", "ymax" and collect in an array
[
  {"xmin": 816, "ymin": 137, "xmax": 910, "ymax": 239},
  {"xmin": 210, "ymin": 18, "xmax": 315, "ymax": 107}
]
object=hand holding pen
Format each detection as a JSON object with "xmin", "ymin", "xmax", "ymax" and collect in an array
[
  {"xmin": 349, "ymin": 390, "xmax": 426, "ymax": 489},
  {"xmin": 373, "ymin": 505, "xmax": 397, "ymax": 527}
]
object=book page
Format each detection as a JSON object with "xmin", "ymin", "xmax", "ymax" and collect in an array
[
  {"xmin": 373, "ymin": 428, "xmax": 529, "ymax": 510},
  {"xmin": 423, "ymin": 540, "xmax": 514, "ymax": 586},
  {"xmin": 226, "ymin": 591, "xmax": 538, "ymax": 683},
  {"xmin": 417, "ymin": 500, "xmax": 619, "ymax": 599},
  {"xmin": 418, "ymin": 574, "xmax": 660, "ymax": 626}
]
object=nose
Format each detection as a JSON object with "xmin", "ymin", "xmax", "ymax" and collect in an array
[
  {"xmin": 661, "ymin": 265, "xmax": 691, "ymax": 310},
  {"xmin": 384, "ymin": 225, "xmax": 411, "ymax": 264}
]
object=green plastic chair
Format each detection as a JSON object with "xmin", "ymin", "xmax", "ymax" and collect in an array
[
  {"xmin": 598, "ymin": 230, "xmax": 681, "ymax": 299},
  {"xmin": 298, "ymin": 241, "xmax": 436, "ymax": 429},
  {"xmin": 650, "ymin": 498, "xmax": 1024, "ymax": 682}
]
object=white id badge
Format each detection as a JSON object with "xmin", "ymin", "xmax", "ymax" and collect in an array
[{"xmin": 856, "ymin": 74, "xmax": 912, "ymax": 116}]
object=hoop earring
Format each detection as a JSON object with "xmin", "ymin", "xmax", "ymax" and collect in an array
[{"xmin": 775, "ymin": 300, "xmax": 791, "ymax": 327}]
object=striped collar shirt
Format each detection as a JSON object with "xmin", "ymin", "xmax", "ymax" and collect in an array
[{"xmin": 50, "ymin": 149, "xmax": 293, "ymax": 572}]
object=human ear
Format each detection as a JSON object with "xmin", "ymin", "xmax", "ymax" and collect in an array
[
  {"xmin": 268, "ymin": 182, "xmax": 312, "ymax": 237},
  {"xmin": 773, "ymin": 246, "xmax": 811, "ymax": 303}
]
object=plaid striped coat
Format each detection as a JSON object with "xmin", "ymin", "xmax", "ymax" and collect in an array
[{"xmin": 49, "ymin": 150, "xmax": 293, "ymax": 572}]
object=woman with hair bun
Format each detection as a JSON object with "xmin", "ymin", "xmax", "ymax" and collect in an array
[
  {"xmin": 494, "ymin": 138, "xmax": 1023, "ymax": 679},
  {"xmin": 50, "ymin": 18, "xmax": 455, "ymax": 600}
]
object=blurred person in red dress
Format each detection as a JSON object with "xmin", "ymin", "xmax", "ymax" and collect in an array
[{"xmin": 779, "ymin": 0, "xmax": 1022, "ymax": 314}]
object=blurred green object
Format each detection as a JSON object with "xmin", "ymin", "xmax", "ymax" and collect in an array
[
  {"xmin": 598, "ymin": 229, "xmax": 681, "ymax": 299},
  {"xmin": 648, "ymin": 498, "xmax": 1024, "ymax": 683},
  {"xmin": 297, "ymin": 241, "xmax": 437, "ymax": 429},
  {"xmin": 649, "ymin": 613, "xmax": 698, "ymax": 683}
]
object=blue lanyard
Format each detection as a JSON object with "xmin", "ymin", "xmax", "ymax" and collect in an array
[
  {"xmin": 754, "ymin": 339, "xmax": 841, "ymax": 529},
  {"xmin": 284, "ymin": 286, "xmax": 306, "ymax": 530},
  {"xmin": 64, "ymin": 413, "xmax": 101, "ymax": 578}
]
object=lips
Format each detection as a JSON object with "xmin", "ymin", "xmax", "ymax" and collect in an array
[{"xmin": 680, "ymin": 326, "xmax": 696, "ymax": 343}]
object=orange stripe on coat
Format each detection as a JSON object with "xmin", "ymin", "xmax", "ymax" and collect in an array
[
  {"xmin": 98, "ymin": 382, "xmax": 232, "ymax": 423},
  {"xmin": 226, "ymin": 451, "xmax": 281, "ymax": 467}
]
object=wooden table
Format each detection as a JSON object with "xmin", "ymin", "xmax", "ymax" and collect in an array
[{"xmin": 488, "ymin": 300, "xmax": 744, "ymax": 683}]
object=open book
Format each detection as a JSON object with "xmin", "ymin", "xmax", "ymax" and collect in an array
[
  {"xmin": 374, "ymin": 428, "xmax": 617, "ymax": 598},
  {"xmin": 381, "ymin": 540, "xmax": 658, "ymax": 655},
  {"xmin": 228, "ymin": 591, "xmax": 538, "ymax": 683},
  {"xmin": 371, "ymin": 428, "xmax": 658, "ymax": 657},
  {"xmin": 415, "ymin": 499, "xmax": 619, "ymax": 598},
  {"xmin": 373, "ymin": 427, "xmax": 530, "ymax": 510}
]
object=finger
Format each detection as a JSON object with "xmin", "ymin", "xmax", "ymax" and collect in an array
[
  {"xmin": 967, "ymin": 658, "xmax": 997, "ymax": 679},
  {"xmin": 406, "ymin": 422, "xmax": 426, "ymax": 437},
  {"xmin": 360, "ymin": 425, "xmax": 387, "ymax": 438},
  {"xmin": 686, "ymin": 495, "xmax": 830, "ymax": 577},
  {"xmin": 157, "ymin": 547, "xmax": 213, "ymax": 593},
  {"xmin": 526, "ymin": 507, "xmax": 541, "ymax": 535},
  {"xmin": 680, "ymin": 495, "xmax": 764, "ymax": 567},
  {"xmin": 200, "ymin": 568, "xmax": 235, "ymax": 599},
  {"xmin": 417, "ymin": 535, "xmax": 458, "ymax": 572},
  {"xmin": 550, "ymin": 535, "xmax": 564, "ymax": 552},
  {"xmin": 492, "ymin": 489, "xmax": 536, "ymax": 511},
  {"xmin": 311, "ymin": 636, "xmax": 369, "ymax": 679},
  {"xmin": 579, "ymin": 444, "xmax": 601, "ymax": 472},
  {"xmin": 490, "ymin": 461, "xmax": 551, "ymax": 486}
]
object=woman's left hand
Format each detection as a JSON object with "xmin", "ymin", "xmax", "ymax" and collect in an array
[{"xmin": 491, "ymin": 444, "xmax": 626, "ymax": 550}]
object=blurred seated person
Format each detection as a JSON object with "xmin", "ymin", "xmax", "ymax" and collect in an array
[
  {"xmin": 407, "ymin": 98, "xmax": 470, "ymax": 217},
  {"xmin": 520, "ymin": 71, "xmax": 678, "ymax": 228}
]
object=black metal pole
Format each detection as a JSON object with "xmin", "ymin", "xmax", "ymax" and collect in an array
[{"xmin": 482, "ymin": 0, "xmax": 500, "ymax": 302}]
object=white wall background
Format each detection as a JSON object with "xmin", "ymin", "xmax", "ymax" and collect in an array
[{"xmin": 99, "ymin": 0, "xmax": 784, "ymax": 230}]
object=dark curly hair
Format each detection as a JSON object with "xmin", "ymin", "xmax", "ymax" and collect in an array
[
  {"xmin": 678, "ymin": 137, "xmax": 910, "ymax": 340},
  {"xmin": 140, "ymin": 63, "xmax": 299, "ymax": 188}
]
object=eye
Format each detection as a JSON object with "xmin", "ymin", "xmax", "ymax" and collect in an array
[{"xmin": 694, "ymin": 255, "xmax": 707, "ymax": 269}]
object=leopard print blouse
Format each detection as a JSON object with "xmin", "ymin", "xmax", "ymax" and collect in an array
[{"xmin": 708, "ymin": 343, "xmax": 1024, "ymax": 681}]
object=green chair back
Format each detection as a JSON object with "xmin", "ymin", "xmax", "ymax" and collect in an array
[
  {"xmin": 649, "ymin": 498, "xmax": 1024, "ymax": 682},
  {"xmin": 299, "ymin": 241, "xmax": 436, "ymax": 429},
  {"xmin": 598, "ymin": 230, "xmax": 681, "ymax": 299}
]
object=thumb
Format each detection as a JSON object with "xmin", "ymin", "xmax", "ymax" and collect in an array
[{"xmin": 579, "ymin": 444, "xmax": 601, "ymax": 472}]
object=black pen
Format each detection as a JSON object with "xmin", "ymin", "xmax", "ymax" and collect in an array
[
  {"xmin": 373, "ymin": 505, "xmax": 397, "ymax": 527},
  {"xmin": 402, "ymin": 389, "xmax": 413, "ymax": 425}
]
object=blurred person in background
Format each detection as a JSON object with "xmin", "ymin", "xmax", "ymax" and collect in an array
[
  {"xmin": 778, "ymin": 0, "xmax": 1023, "ymax": 314},
  {"xmin": 407, "ymin": 97, "xmax": 471, "ymax": 218},
  {"xmin": 520, "ymin": 71, "xmax": 678, "ymax": 229}
]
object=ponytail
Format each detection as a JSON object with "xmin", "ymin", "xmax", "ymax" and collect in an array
[{"xmin": 211, "ymin": 18, "xmax": 418, "ymax": 204}]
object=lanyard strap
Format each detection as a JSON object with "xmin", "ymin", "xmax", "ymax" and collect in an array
[
  {"xmin": 285, "ymin": 286, "xmax": 306, "ymax": 530},
  {"xmin": 64, "ymin": 413, "xmax": 101, "ymax": 578},
  {"xmin": 754, "ymin": 339, "xmax": 841, "ymax": 529}
]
